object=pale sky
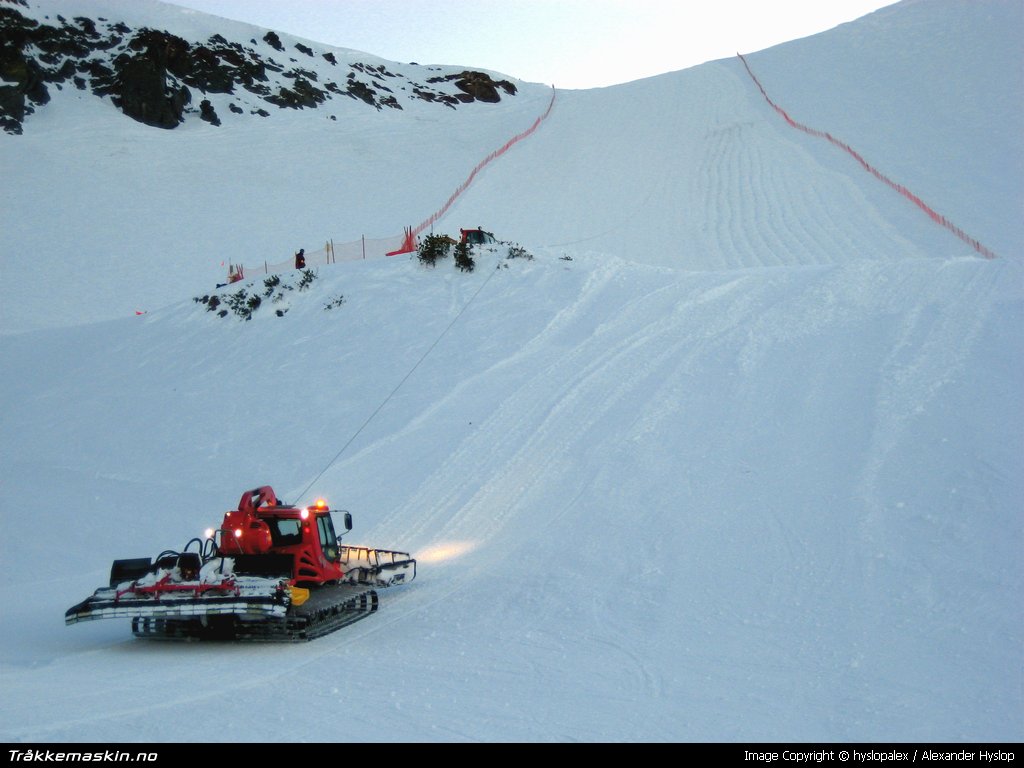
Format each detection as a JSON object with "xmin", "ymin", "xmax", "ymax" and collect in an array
[{"xmin": 172, "ymin": 0, "xmax": 894, "ymax": 89}]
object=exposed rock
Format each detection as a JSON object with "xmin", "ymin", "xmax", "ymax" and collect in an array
[
  {"xmin": 0, "ymin": 9, "xmax": 49, "ymax": 133},
  {"xmin": 433, "ymin": 70, "xmax": 517, "ymax": 103},
  {"xmin": 345, "ymin": 78, "xmax": 378, "ymax": 108},
  {"xmin": 352, "ymin": 61, "xmax": 399, "ymax": 80},
  {"xmin": 113, "ymin": 51, "xmax": 190, "ymax": 128},
  {"xmin": 199, "ymin": 98, "xmax": 220, "ymax": 125},
  {"xmin": 72, "ymin": 16, "xmax": 97, "ymax": 37},
  {"xmin": 110, "ymin": 29, "xmax": 192, "ymax": 128},
  {"xmin": 412, "ymin": 85, "xmax": 460, "ymax": 108},
  {"xmin": 284, "ymin": 66, "xmax": 317, "ymax": 83},
  {"xmin": 262, "ymin": 31, "xmax": 283, "ymax": 51},
  {"xmin": 0, "ymin": 86, "xmax": 26, "ymax": 133},
  {"xmin": 180, "ymin": 44, "xmax": 240, "ymax": 93},
  {"xmin": 266, "ymin": 75, "xmax": 325, "ymax": 109},
  {"xmin": 0, "ymin": 4, "xmax": 520, "ymax": 133},
  {"xmin": 243, "ymin": 81, "xmax": 270, "ymax": 97}
]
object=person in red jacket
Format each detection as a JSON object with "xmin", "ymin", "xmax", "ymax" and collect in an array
[{"xmin": 295, "ymin": 248, "xmax": 306, "ymax": 270}]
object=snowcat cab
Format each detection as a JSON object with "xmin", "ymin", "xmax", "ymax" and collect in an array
[
  {"xmin": 460, "ymin": 227, "xmax": 496, "ymax": 246},
  {"xmin": 65, "ymin": 485, "xmax": 415, "ymax": 641},
  {"xmin": 217, "ymin": 486, "xmax": 351, "ymax": 586}
]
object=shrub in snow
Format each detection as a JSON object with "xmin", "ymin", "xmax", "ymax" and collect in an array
[
  {"xmin": 506, "ymin": 244, "xmax": 533, "ymax": 261},
  {"xmin": 194, "ymin": 268, "xmax": 324, "ymax": 321},
  {"xmin": 194, "ymin": 294, "xmax": 220, "ymax": 313},
  {"xmin": 417, "ymin": 233, "xmax": 451, "ymax": 267},
  {"xmin": 454, "ymin": 239, "xmax": 475, "ymax": 273},
  {"xmin": 223, "ymin": 288, "xmax": 253, "ymax": 320}
]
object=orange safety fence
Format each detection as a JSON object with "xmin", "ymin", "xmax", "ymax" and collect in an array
[
  {"xmin": 227, "ymin": 233, "xmax": 408, "ymax": 282},
  {"xmin": 410, "ymin": 85, "xmax": 558, "ymax": 244},
  {"xmin": 736, "ymin": 53, "xmax": 998, "ymax": 260},
  {"xmin": 224, "ymin": 86, "xmax": 558, "ymax": 281}
]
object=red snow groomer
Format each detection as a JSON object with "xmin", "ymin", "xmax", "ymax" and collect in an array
[
  {"xmin": 65, "ymin": 486, "xmax": 416, "ymax": 641},
  {"xmin": 459, "ymin": 227, "xmax": 496, "ymax": 246}
]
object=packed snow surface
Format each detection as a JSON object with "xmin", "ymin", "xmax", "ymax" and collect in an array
[{"xmin": 0, "ymin": 0, "xmax": 1021, "ymax": 742}]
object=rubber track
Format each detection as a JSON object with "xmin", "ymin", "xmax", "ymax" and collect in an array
[{"xmin": 131, "ymin": 587, "xmax": 379, "ymax": 642}]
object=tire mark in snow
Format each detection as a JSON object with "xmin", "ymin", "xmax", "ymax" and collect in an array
[
  {"xmin": 384, "ymin": 261, "xmax": 766, "ymax": 604},
  {"xmin": 857, "ymin": 260, "xmax": 1001, "ymax": 546},
  {"xmin": 699, "ymin": 62, "xmax": 939, "ymax": 269}
]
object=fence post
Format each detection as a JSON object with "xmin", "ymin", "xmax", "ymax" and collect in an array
[{"xmin": 362, "ymin": 235, "xmax": 366, "ymax": 260}]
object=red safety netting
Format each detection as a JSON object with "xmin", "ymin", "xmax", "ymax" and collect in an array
[
  {"xmin": 229, "ymin": 234, "xmax": 408, "ymax": 280},
  {"xmin": 737, "ymin": 53, "xmax": 998, "ymax": 260},
  {"xmin": 223, "ymin": 86, "xmax": 558, "ymax": 281},
  {"xmin": 410, "ymin": 86, "xmax": 558, "ymax": 242}
]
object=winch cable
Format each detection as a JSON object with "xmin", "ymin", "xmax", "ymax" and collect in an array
[{"xmin": 295, "ymin": 263, "xmax": 502, "ymax": 503}]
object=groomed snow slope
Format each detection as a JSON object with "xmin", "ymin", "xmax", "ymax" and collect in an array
[
  {"xmin": 449, "ymin": 0, "xmax": 1022, "ymax": 268},
  {"xmin": 0, "ymin": 0, "xmax": 1021, "ymax": 743}
]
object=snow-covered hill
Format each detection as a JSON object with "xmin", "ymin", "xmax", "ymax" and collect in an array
[{"xmin": 0, "ymin": 0, "xmax": 1021, "ymax": 743}]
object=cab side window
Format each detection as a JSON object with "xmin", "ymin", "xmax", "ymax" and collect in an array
[
  {"xmin": 317, "ymin": 516, "xmax": 339, "ymax": 562},
  {"xmin": 269, "ymin": 518, "xmax": 302, "ymax": 546}
]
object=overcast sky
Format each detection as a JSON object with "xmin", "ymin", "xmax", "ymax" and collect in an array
[{"xmin": 171, "ymin": 0, "xmax": 894, "ymax": 89}]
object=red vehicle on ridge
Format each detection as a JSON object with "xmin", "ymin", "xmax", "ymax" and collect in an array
[{"xmin": 459, "ymin": 227, "xmax": 496, "ymax": 245}]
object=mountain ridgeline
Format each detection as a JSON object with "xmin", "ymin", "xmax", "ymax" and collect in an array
[{"xmin": 0, "ymin": 0, "xmax": 518, "ymax": 133}]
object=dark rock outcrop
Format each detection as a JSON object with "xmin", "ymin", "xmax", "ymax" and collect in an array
[
  {"xmin": 110, "ymin": 30, "xmax": 192, "ymax": 128},
  {"xmin": 0, "ymin": 7, "xmax": 49, "ymax": 133},
  {"xmin": 427, "ymin": 70, "xmax": 517, "ymax": 103},
  {"xmin": 266, "ymin": 75, "xmax": 326, "ymax": 109},
  {"xmin": 454, "ymin": 71, "xmax": 517, "ymax": 103},
  {"xmin": 262, "ymin": 31, "xmax": 283, "ymax": 51},
  {"xmin": 0, "ymin": 4, "xmax": 520, "ymax": 133},
  {"xmin": 199, "ymin": 98, "xmax": 220, "ymax": 125}
]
